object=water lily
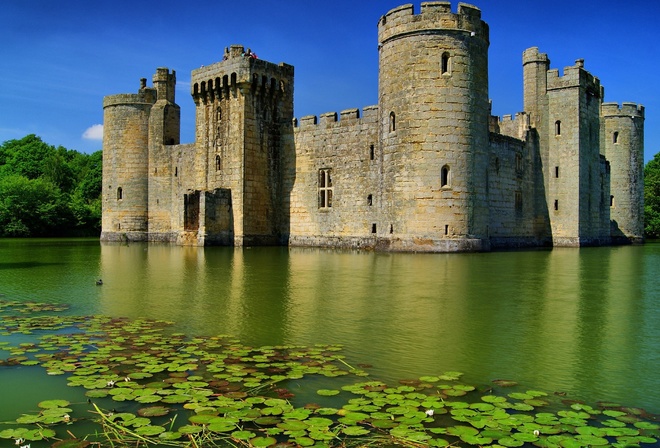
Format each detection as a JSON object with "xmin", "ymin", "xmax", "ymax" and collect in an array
[
  {"xmin": 20, "ymin": 445, "xmax": 30, "ymax": 448},
  {"xmin": 425, "ymin": 409, "xmax": 434, "ymax": 416},
  {"xmin": 107, "ymin": 380, "xmax": 115, "ymax": 387},
  {"xmin": 63, "ymin": 413, "xmax": 71, "ymax": 422},
  {"xmin": 533, "ymin": 429, "xmax": 540, "ymax": 436},
  {"xmin": 15, "ymin": 438, "xmax": 24, "ymax": 446}
]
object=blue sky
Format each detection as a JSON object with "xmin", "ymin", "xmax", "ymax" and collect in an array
[{"xmin": 1, "ymin": 1, "xmax": 658, "ymax": 162}]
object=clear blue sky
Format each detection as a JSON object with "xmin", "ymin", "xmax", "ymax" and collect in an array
[{"xmin": 1, "ymin": 1, "xmax": 658, "ymax": 162}]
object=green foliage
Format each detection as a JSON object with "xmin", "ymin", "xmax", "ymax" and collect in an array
[
  {"xmin": 644, "ymin": 152, "xmax": 660, "ymax": 238},
  {"xmin": 0, "ymin": 135, "xmax": 101, "ymax": 237}
]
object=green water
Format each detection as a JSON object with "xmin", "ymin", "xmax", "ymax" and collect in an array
[{"xmin": 0, "ymin": 239, "xmax": 658, "ymax": 419}]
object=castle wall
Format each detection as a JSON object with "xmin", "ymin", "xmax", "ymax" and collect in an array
[
  {"xmin": 487, "ymin": 133, "xmax": 540, "ymax": 247},
  {"xmin": 287, "ymin": 107, "xmax": 380, "ymax": 249}
]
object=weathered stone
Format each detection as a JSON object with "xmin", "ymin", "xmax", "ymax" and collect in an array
[{"xmin": 101, "ymin": 4, "xmax": 644, "ymax": 252}]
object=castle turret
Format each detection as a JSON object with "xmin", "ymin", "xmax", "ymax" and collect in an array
[
  {"xmin": 377, "ymin": 2, "xmax": 491, "ymax": 251},
  {"xmin": 147, "ymin": 68, "xmax": 180, "ymax": 241},
  {"xmin": 189, "ymin": 45, "xmax": 294, "ymax": 246},
  {"xmin": 101, "ymin": 81, "xmax": 156, "ymax": 242},
  {"xmin": 601, "ymin": 102, "xmax": 645, "ymax": 243}
]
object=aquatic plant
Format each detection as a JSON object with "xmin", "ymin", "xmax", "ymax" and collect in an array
[{"xmin": 0, "ymin": 299, "xmax": 658, "ymax": 447}]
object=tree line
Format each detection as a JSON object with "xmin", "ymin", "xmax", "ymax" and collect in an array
[
  {"xmin": 0, "ymin": 135, "xmax": 101, "ymax": 237},
  {"xmin": 1, "ymin": 134, "xmax": 660, "ymax": 240}
]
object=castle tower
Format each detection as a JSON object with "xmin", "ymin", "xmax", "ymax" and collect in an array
[
  {"xmin": 189, "ymin": 45, "xmax": 294, "ymax": 246},
  {"xmin": 543, "ymin": 58, "xmax": 608, "ymax": 246},
  {"xmin": 100, "ymin": 80, "xmax": 156, "ymax": 242},
  {"xmin": 147, "ymin": 68, "xmax": 180, "ymax": 241},
  {"xmin": 377, "ymin": 2, "xmax": 491, "ymax": 251},
  {"xmin": 601, "ymin": 102, "xmax": 645, "ymax": 243}
]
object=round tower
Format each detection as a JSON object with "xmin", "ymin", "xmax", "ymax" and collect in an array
[
  {"xmin": 377, "ymin": 2, "xmax": 490, "ymax": 251},
  {"xmin": 100, "ymin": 83, "xmax": 156, "ymax": 242},
  {"xmin": 601, "ymin": 102, "xmax": 645, "ymax": 243}
]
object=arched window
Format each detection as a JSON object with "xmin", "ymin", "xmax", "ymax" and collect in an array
[
  {"xmin": 389, "ymin": 112, "xmax": 396, "ymax": 132},
  {"xmin": 215, "ymin": 155, "xmax": 222, "ymax": 171},
  {"xmin": 555, "ymin": 120, "xmax": 561, "ymax": 136},
  {"xmin": 117, "ymin": 187, "xmax": 123, "ymax": 200},
  {"xmin": 613, "ymin": 131, "xmax": 619, "ymax": 144},
  {"xmin": 441, "ymin": 52, "xmax": 451, "ymax": 74},
  {"xmin": 441, "ymin": 165, "xmax": 450, "ymax": 187}
]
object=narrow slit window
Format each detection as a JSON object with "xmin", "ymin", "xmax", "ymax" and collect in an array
[
  {"xmin": 441, "ymin": 52, "xmax": 451, "ymax": 74},
  {"xmin": 610, "ymin": 195, "xmax": 614, "ymax": 207},
  {"xmin": 554, "ymin": 199, "xmax": 559, "ymax": 211},
  {"xmin": 117, "ymin": 187, "xmax": 123, "ymax": 200},
  {"xmin": 444, "ymin": 224, "xmax": 449, "ymax": 236},
  {"xmin": 389, "ymin": 112, "xmax": 396, "ymax": 132},
  {"xmin": 215, "ymin": 155, "xmax": 222, "ymax": 171},
  {"xmin": 367, "ymin": 194, "xmax": 373, "ymax": 206},
  {"xmin": 555, "ymin": 166, "xmax": 559, "ymax": 178},
  {"xmin": 441, "ymin": 165, "xmax": 450, "ymax": 187},
  {"xmin": 515, "ymin": 191, "xmax": 523, "ymax": 212},
  {"xmin": 371, "ymin": 223, "xmax": 377, "ymax": 234},
  {"xmin": 555, "ymin": 120, "xmax": 561, "ymax": 136},
  {"xmin": 613, "ymin": 131, "xmax": 619, "ymax": 144},
  {"xmin": 370, "ymin": 144, "xmax": 375, "ymax": 160}
]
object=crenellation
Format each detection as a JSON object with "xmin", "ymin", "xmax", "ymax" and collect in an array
[{"xmin": 102, "ymin": 2, "xmax": 644, "ymax": 251}]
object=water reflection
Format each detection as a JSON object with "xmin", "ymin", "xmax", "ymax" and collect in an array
[{"xmin": 73, "ymin": 242, "xmax": 658, "ymax": 413}]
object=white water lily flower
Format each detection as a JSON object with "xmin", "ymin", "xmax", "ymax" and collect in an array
[
  {"xmin": 107, "ymin": 380, "xmax": 115, "ymax": 387},
  {"xmin": 20, "ymin": 445, "xmax": 30, "ymax": 448},
  {"xmin": 63, "ymin": 414, "xmax": 71, "ymax": 422},
  {"xmin": 425, "ymin": 409, "xmax": 434, "ymax": 416},
  {"xmin": 15, "ymin": 439, "xmax": 24, "ymax": 446},
  {"xmin": 533, "ymin": 430, "xmax": 540, "ymax": 436}
]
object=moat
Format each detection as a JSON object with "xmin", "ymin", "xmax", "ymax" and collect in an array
[{"xmin": 1, "ymin": 238, "xmax": 658, "ymax": 424}]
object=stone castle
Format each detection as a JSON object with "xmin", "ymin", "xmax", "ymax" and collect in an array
[{"xmin": 101, "ymin": 2, "xmax": 644, "ymax": 252}]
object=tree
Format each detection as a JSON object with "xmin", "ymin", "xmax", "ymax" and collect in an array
[
  {"xmin": 644, "ymin": 152, "xmax": 660, "ymax": 238},
  {"xmin": 0, "ymin": 135, "xmax": 102, "ymax": 237}
]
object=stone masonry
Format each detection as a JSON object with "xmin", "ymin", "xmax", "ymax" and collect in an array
[{"xmin": 101, "ymin": 2, "xmax": 644, "ymax": 251}]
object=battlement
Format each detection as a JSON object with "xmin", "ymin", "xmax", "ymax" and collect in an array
[
  {"xmin": 191, "ymin": 45, "xmax": 293, "ymax": 103},
  {"xmin": 293, "ymin": 105, "xmax": 379, "ymax": 129},
  {"xmin": 377, "ymin": 2, "xmax": 488, "ymax": 45},
  {"xmin": 546, "ymin": 58, "xmax": 600, "ymax": 94},
  {"xmin": 522, "ymin": 47, "xmax": 549, "ymax": 66},
  {"xmin": 103, "ymin": 90, "xmax": 156, "ymax": 109},
  {"xmin": 601, "ymin": 102, "xmax": 645, "ymax": 119}
]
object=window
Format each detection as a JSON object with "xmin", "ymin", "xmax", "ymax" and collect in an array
[
  {"xmin": 441, "ymin": 52, "xmax": 451, "ymax": 74},
  {"xmin": 515, "ymin": 153, "xmax": 523, "ymax": 174},
  {"xmin": 555, "ymin": 166, "xmax": 559, "ymax": 178},
  {"xmin": 367, "ymin": 194, "xmax": 373, "ymax": 206},
  {"xmin": 318, "ymin": 169, "xmax": 333, "ymax": 209},
  {"xmin": 554, "ymin": 199, "xmax": 559, "ymax": 211},
  {"xmin": 610, "ymin": 195, "xmax": 614, "ymax": 207},
  {"xmin": 215, "ymin": 155, "xmax": 222, "ymax": 171},
  {"xmin": 515, "ymin": 191, "xmax": 522, "ymax": 212},
  {"xmin": 117, "ymin": 187, "xmax": 123, "ymax": 200},
  {"xmin": 389, "ymin": 112, "xmax": 396, "ymax": 132},
  {"xmin": 370, "ymin": 144, "xmax": 375, "ymax": 161},
  {"xmin": 371, "ymin": 223, "xmax": 377, "ymax": 234},
  {"xmin": 613, "ymin": 131, "xmax": 619, "ymax": 144},
  {"xmin": 555, "ymin": 120, "xmax": 561, "ymax": 136},
  {"xmin": 444, "ymin": 224, "xmax": 449, "ymax": 236},
  {"xmin": 175, "ymin": 167, "xmax": 178, "ymax": 177},
  {"xmin": 441, "ymin": 165, "xmax": 450, "ymax": 187}
]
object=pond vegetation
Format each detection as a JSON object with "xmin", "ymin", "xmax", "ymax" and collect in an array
[{"xmin": 0, "ymin": 299, "xmax": 658, "ymax": 447}]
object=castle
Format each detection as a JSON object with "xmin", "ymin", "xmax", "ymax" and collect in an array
[{"xmin": 101, "ymin": 2, "xmax": 644, "ymax": 252}]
